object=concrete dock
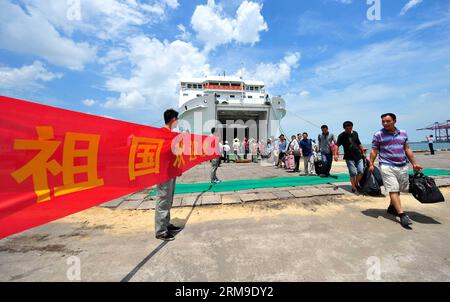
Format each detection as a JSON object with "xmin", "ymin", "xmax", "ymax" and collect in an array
[{"xmin": 1, "ymin": 151, "xmax": 450, "ymax": 282}]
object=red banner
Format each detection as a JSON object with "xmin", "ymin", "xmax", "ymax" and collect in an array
[{"xmin": 0, "ymin": 96, "xmax": 218, "ymax": 239}]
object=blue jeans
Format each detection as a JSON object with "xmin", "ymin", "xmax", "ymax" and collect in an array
[
  {"xmin": 321, "ymin": 152, "xmax": 333, "ymax": 176},
  {"xmin": 346, "ymin": 159, "xmax": 364, "ymax": 177}
]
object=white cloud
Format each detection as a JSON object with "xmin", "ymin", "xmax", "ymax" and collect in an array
[
  {"xmin": 0, "ymin": 61, "xmax": 62, "ymax": 92},
  {"xmin": 17, "ymin": 0, "xmax": 180, "ymax": 41},
  {"xmin": 82, "ymin": 99, "xmax": 97, "ymax": 107},
  {"xmin": 102, "ymin": 35, "xmax": 212, "ymax": 109},
  {"xmin": 239, "ymin": 52, "xmax": 301, "ymax": 89},
  {"xmin": 311, "ymin": 39, "xmax": 420, "ymax": 86},
  {"xmin": 0, "ymin": 1, "xmax": 96, "ymax": 70},
  {"xmin": 233, "ymin": 1, "xmax": 269, "ymax": 44},
  {"xmin": 164, "ymin": 0, "xmax": 180, "ymax": 9},
  {"xmin": 283, "ymin": 36, "xmax": 450, "ymax": 142},
  {"xmin": 300, "ymin": 90, "xmax": 310, "ymax": 97},
  {"xmin": 400, "ymin": 0, "xmax": 423, "ymax": 16},
  {"xmin": 191, "ymin": 0, "xmax": 268, "ymax": 51},
  {"xmin": 176, "ymin": 24, "xmax": 192, "ymax": 40},
  {"xmin": 103, "ymin": 90, "xmax": 146, "ymax": 109}
]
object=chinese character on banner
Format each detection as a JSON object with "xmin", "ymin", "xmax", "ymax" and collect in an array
[
  {"xmin": 189, "ymin": 140, "xmax": 201, "ymax": 161},
  {"xmin": 11, "ymin": 126, "xmax": 104, "ymax": 203},
  {"xmin": 173, "ymin": 141, "xmax": 185, "ymax": 168},
  {"xmin": 129, "ymin": 136, "xmax": 164, "ymax": 181}
]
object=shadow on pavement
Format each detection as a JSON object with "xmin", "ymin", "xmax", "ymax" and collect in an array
[
  {"xmin": 174, "ymin": 185, "xmax": 212, "ymax": 228},
  {"xmin": 361, "ymin": 209, "xmax": 441, "ymax": 225},
  {"xmin": 120, "ymin": 186, "xmax": 212, "ymax": 282},
  {"xmin": 337, "ymin": 184, "xmax": 386, "ymax": 198},
  {"xmin": 120, "ymin": 241, "xmax": 169, "ymax": 282}
]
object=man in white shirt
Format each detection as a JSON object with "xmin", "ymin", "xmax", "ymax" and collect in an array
[
  {"xmin": 288, "ymin": 135, "xmax": 301, "ymax": 172},
  {"xmin": 223, "ymin": 141, "xmax": 231, "ymax": 163},
  {"xmin": 233, "ymin": 138, "xmax": 241, "ymax": 160},
  {"xmin": 427, "ymin": 135, "xmax": 435, "ymax": 155}
]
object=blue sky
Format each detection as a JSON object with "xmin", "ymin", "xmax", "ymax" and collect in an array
[{"xmin": 1, "ymin": 0, "xmax": 449, "ymax": 142}]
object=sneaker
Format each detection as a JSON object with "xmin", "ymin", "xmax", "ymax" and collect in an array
[
  {"xmin": 167, "ymin": 224, "xmax": 183, "ymax": 233},
  {"xmin": 214, "ymin": 179, "xmax": 222, "ymax": 184},
  {"xmin": 387, "ymin": 205, "xmax": 398, "ymax": 216},
  {"xmin": 400, "ymin": 214, "xmax": 413, "ymax": 227},
  {"xmin": 156, "ymin": 232, "xmax": 175, "ymax": 241}
]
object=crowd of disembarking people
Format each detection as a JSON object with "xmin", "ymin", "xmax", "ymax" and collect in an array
[
  {"xmin": 155, "ymin": 111, "xmax": 424, "ymax": 241},
  {"xmin": 218, "ymin": 125, "xmax": 340, "ymax": 178}
]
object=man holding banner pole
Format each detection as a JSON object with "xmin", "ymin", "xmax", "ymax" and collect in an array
[{"xmin": 155, "ymin": 109, "xmax": 183, "ymax": 241}]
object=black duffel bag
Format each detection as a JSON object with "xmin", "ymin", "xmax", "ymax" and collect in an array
[
  {"xmin": 409, "ymin": 172, "xmax": 445, "ymax": 204},
  {"xmin": 360, "ymin": 159, "xmax": 383, "ymax": 196},
  {"xmin": 314, "ymin": 160, "xmax": 323, "ymax": 176}
]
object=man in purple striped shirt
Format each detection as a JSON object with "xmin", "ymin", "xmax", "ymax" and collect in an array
[{"xmin": 369, "ymin": 113, "xmax": 422, "ymax": 228}]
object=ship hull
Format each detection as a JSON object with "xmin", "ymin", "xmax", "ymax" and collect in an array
[{"xmin": 178, "ymin": 94, "xmax": 286, "ymax": 142}]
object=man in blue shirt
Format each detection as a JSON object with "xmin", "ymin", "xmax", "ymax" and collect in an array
[{"xmin": 299, "ymin": 132, "xmax": 314, "ymax": 175}]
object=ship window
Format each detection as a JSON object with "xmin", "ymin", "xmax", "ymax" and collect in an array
[
  {"xmin": 230, "ymin": 95, "xmax": 235, "ymax": 98},
  {"xmin": 216, "ymin": 95, "xmax": 221, "ymax": 98},
  {"xmin": 248, "ymin": 96, "xmax": 253, "ymax": 99},
  {"xmin": 183, "ymin": 93, "xmax": 189, "ymax": 96},
  {"xmin": 196, "ymin": 94, "xmax": 202, "ymax": 97},
  {"xmin": 187, "ymin": 84, "xmax": 193, "ymax": 89},
  {"xmin": 260, "ymin": 96, "xmax": 264, "ymax": 98},
  {"xmin": 250, "ymin": 86, "xmax": 254, "ymax": 91}
]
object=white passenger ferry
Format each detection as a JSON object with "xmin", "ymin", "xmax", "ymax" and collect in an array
[{"xmin": 178, "ymin": 76, "xmax": 286, "ymax": 142}]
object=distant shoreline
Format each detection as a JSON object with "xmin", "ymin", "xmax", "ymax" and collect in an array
[
  {"xmin": 360, "ymin": 142, "xmax": 450, "ymax": 152},
  {"xmin": 410, "ymin": 141, "xmax": 450, "ymax": 144}
]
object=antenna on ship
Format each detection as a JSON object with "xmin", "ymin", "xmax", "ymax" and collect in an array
[{"xmin": 240, "ymin": 62, "xmax": 244, "ymax": 104}]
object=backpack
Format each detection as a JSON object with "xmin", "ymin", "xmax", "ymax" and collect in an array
[{"xmin": 409, "ymin": 173, "xmax": 445, "ymax": 204}]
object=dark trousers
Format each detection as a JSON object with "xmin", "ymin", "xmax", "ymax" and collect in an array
[
  {"xmin": 321, "ymin": 152, "xmax": 333, "ymax": 176},
  {"xmin": 429, "ymin": 143, "xmax": 435, "ymax": 155},
  {"xmin": 294, "ymin": 155, "xmax": 301, "ymax": 171},
  {"xmin": 278, "ymin": 152, "xmax": 286, "ymax": 166}
]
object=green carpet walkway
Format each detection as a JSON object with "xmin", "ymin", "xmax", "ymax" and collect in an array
[{"xmin": 149, "ymin": 168, "xmax": 450, "ymax": 196}]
